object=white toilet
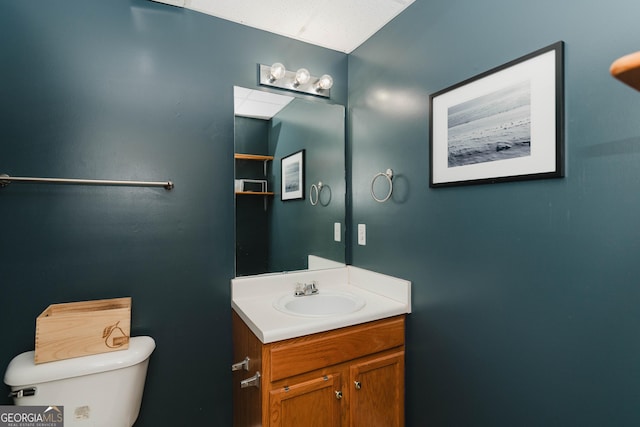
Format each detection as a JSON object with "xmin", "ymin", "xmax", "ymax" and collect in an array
[{"xmin": 4, "ymin": 336, "xmax": 155, "ymax": 427}]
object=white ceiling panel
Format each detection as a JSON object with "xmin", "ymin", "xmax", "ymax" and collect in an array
[
  {"xmin": 234, "ymin": 86, "xmax": 294, "ymax": 119},
  {"xmin": 183, "ymin": 0, "xmax": 415, "ymax": 53}
]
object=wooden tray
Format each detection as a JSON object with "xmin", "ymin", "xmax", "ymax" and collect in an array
[{"xmin": 35, "ymin": 297, "xmax": 131, "ymax": 364}]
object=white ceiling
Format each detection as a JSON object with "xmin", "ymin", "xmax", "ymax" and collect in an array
[
  {"xmin": 180, "ymin": 0, "xmax": 416, "ymax": 53},
  {"xmin": 153, "ymin": 0, "xmax": 416, "ymax": 117},
  {"xmin": 234, "ymin": 86, "xmax": 294, "ymax": 120}
]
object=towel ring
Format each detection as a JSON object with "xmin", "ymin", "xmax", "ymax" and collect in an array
[
  {"xmin": 310, "ymin": 182, "xmax": 323, "ymax": 206},
  {"xmin": 371, "ymin": 169, "xmax": 393, "ymax": 203}
]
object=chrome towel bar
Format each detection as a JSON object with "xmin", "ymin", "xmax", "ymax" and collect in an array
[{"xmin": 0, "ymin": 174, "xmax": 174, "ymax": 190}]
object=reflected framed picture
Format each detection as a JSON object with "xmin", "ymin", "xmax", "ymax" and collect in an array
[
  {"xmin": 281, "ymin": 149, "xmax": 305, "ymax": 200},
  {"xmin": 429, "ymin": 41, "xmax": 564, "ymax": 187}
]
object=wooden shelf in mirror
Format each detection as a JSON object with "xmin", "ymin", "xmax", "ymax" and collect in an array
[
  {"xmin": 234, "ymin": 153, "xmax": 274, "ymax": 161},
  {"xmin": 235, "ymin": 153, "xmax": 273, "ymax": 197},
  {"xmin": 611, "ymin": 51, "xmax": 640, "ymax": 91}
]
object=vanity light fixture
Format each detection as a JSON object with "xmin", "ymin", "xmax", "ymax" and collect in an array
[
  {"xmin": 316, "ymin": 74, "xmax": 334, "ymax": 91},
  {"xmin": 268, "ymin": 62, "xmax": 287, "ymax": 82},
  {"xmin": 259, "ymin": 63, "xmax": 333, "ymax": 98},
  {"xmin": 294, "ymin": 68, "xmax": 311, "ymax": 87}
]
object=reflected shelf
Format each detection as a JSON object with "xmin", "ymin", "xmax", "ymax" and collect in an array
[
  {"xmin": 235, "ymin": 191, "xmax": 274, "ymax": 195},
  {"xmin": 234, "ymin": 154, "xmax": 274, "ymax": 161}
]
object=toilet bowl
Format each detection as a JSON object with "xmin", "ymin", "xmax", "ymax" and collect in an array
[{"xmin": 4, "ymin": 336, "xmax": 155, "ymax": 427}]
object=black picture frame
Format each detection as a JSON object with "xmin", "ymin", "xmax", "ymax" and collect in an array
[
  {"xmin": 281, "ymin": 149, "xmax": 305, "ymax": 201},
  {"xmin": 429, "ymin": 41, "xmax": 564, "ymax": 187}
]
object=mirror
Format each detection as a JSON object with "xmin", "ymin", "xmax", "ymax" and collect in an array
[{"xmin": 234, "ymin": 86, "xmax": 346, "ymax": 277}]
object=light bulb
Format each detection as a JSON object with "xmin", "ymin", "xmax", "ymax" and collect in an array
[
  {"xmin": 317, "ymin": 74, "xmax": 333, "ymax": 90},
  {"xmin": 294, "ymin": 68, "xmax": 311, "ymax": 86},
  {"xmin": 269, "ymin": 62, "xmax": 286, "ymax": 81}
]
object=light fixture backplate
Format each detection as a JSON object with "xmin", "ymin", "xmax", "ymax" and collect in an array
[{"xmin": 258, "ymin": 64, "xmax": 331, "ymax": 98}]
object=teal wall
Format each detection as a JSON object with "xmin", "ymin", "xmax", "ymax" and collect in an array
[
  {"xmin": 5, "ymin": 0, "xmax": 640, "ymax": 425},
  {"xmin": 269, "ymin": 101, "xmax": 346, "ymax": 272},
  {"xmin": 349, "ymin": 0, "xmax": 640, "ymax": 425},
  {"xmin": 235, "ymin": 116, "xmax": 270, "ymax": 276},
  {"xmin": 235, "ymin": 99, "xmax": 346, "ymax": 277},
  {"xmin": 0, "ymin": 1, "xmax": 346, "ymax": 425}
]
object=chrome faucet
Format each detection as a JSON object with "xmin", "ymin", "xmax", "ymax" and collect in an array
[{"xmin": 294, "ymin": 281, "xmax": 319, "ymax": 297}]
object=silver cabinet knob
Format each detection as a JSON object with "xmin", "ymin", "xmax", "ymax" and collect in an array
[
  {"xmin": 354, "ymin": 380, "xmax": 362, "ymax": 390},
  {"xmin": 335, "ymin": 390, "xmax": 343, "ymax": 400}
]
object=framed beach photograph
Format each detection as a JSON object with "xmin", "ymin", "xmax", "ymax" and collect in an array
[
  {"xmin": 281, "ymin": 149, "xmax": 305, "ymax": 200},
  {"xmin": 429, "ymin": 41, "xmax": 564, "ymax": 187}
]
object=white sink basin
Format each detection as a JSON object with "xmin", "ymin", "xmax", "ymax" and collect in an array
[{"xmin": 273, "ymin": 290, "xmax": 366, "ymax": 317}]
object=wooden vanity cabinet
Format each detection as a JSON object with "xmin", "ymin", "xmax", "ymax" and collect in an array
[{"xmin": 232, "ymin": 311, "xmax": 406, "ymax": 427}]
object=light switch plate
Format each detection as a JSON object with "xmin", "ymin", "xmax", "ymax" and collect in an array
[
  {"xmin": 334, "ymin": 223, "xmax": 341, "ymax": 242},
  {"xmin": 358, "ymin": 224, "xmax": 366, "ymax": 245}
]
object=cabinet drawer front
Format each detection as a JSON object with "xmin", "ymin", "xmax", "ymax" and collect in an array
[{"xmin": 270, "ymin": 316, "xmax": 405, "ymax": 381}]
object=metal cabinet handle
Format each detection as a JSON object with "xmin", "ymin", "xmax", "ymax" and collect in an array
[
  {"xmin": 231, "ymin": 356, "xmax": 250, "ymax": 372},
  {"xmin": 354, "ymin": 380, "xmax": 362, "ymax": 390},
  {"xmin": 8, "ymin": 387, "xmax": 36, "ymax": 399},
  {"xmin": 240, "ymin": 371, "xmax": 261, "ymax": 389},
  {"xmin": 335, "ymin": 390, "xmax": 343, "ymax": 400}
]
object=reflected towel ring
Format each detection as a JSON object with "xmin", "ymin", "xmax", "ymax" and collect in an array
[
  {"xmin": 310, "ymin": 182, "xmax": 323, "ymax": 206},
  {"xmin": 371, "ymin": 169, "xmax": 393, "ymax": 203}
]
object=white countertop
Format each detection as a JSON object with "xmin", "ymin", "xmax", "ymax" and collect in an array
[{"xmin": 231, "ymin": 266, "xmax": 411, "ymax": 343}]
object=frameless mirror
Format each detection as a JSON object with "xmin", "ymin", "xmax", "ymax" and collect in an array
[{"xmin": 234, "ymin": 86, "xmax": 346, "ymax": 277}]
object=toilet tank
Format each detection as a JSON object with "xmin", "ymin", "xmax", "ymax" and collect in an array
[{"xmin": 4, "ymin": 336, "xmax": 155, "ymax": 427}]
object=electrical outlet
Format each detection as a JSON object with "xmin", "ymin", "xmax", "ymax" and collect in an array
[
  {"xmin": 334, "ymin": 223, "xmax": 341, "ymax": 242},
  {"xmin": 358, "ymin": 224, "xmax": 366, "ymax": 245}
]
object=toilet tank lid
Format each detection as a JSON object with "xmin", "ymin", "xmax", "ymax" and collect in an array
[{"xmin": 3, "ymin": 336, "xmax": 156, "ymax": 386}]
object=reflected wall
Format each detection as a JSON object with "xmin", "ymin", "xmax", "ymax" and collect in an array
[{"xmin": 235, "ymin": 94, "xmax": 345, "ymax": 276}]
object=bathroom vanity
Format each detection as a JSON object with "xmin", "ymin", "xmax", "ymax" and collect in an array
[
  {"xmin": 231, "ymin": 266, "xmax": 411, "ymax": 427},
  {"xmin": 232, "ymin": 311, "xmax": 405, "ymax": 426}
]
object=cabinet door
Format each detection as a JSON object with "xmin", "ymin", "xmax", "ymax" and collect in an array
[
  {"xmin": 269, "ymin": 373, "xmax": 343, "ymax": 427},
  {"xmin": 350, "ymin": 351, "xmax": 404, "ymax": 427}
]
